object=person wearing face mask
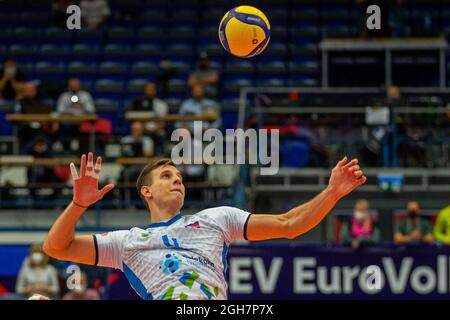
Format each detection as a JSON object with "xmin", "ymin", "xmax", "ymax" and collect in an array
[
  {"xmin": 188, "ymin": 52, "xmax": 219, "ymax": 98},
  {"xmin": 394, "ymin": 201, "xmax": 434, "ymax": 244},
  {"xmin": 0, "ymin": 57, "xmax": 24, "ymax": 101},
  {"xmin": 62, "ymin": 271, "xmax": 99, "ymax": 300},
  {"xmin": 340, "ymin": 199, "xmax": 380, "ymax": 249},
  {"xmin": 15, "ymin": 244, "xmax": 60, "ymax": 299}
]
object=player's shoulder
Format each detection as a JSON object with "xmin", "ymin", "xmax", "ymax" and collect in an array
[{"xmin": 194, "ymin": 206, "xmax": 247, "ymax": 219}]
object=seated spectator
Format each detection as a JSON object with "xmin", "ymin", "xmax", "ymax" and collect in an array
[
  {"xmin": 340, "ymin": 199, "xmax": 380, "ymax": 249},
  {"xmin": 15, "ymin": 244, "xmax": 60, "ymax": 299},
  {"xmin": 25, "ymin": 136, "xmax": 65, "ymax": 201},
  {"xmin": 63, "ymin": 271, "xmax": 99, "ymax": 300},
  {"xmin": 0, "ymin": 57, "xmax": 24, "ymax": 101},
  {"xmin": 57, "ymin": 78, "xmax": 95, "ymax": 115},
  {"xmin": 121, "ymin": 121, "xmax": 154, "ymax": 158},
  {"xmin": 55, "ymin": 78, "xmax": 95, "ymax": 152},
  {"xmin": 433, "ymin": 205, "xmax": 450, "ymax": 245},
  {"xmin": 188, "ymin": 52, "xmax": 219, "ymax": 97},
  {"xmin": 80, "ymin": 0, "xmax": 110, "ymax": 29},
  {"xmin": 129, "ymin": 82, "xmax": 168, "ymax": 154},
  {"xmin": 179, "ymin": 84, "xmax": 221, "ymax": 130},
  {"xmin": 394, "ymin": 201, "xmax": 434, "ymax": 244},
  {"xmin": 15, "ymin": 82, "xmax": 54, "ymax": 151}
]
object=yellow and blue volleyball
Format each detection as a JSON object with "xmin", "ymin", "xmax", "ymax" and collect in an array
[{"xmin": 218, "ymin": 6, "xmax": 271, "ymax": 58}]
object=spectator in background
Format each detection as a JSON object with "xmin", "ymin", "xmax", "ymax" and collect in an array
[
  {"xmin": 394, "ymin": 201, "xmax": 434, "ymax": 244},
  {"xmin": 57, "ymin": 78, "xmax": 95, "ymax": 115},
  {"xmin": 120, "ymin": 121, "xmax": 154, "ymax": 158},
  {"xmin": 25, "ymin": 136, "xmax": 65, "ymax": 201},
  {"xmin": 179, "ymin": 84, "xmax": 221, "ymax": 130},
  {"xmin": 80, "ymin": 0, "xmax": 110, "ymax": 29},
  {"xmin": 0, "ymin": 57, "xmax": 24, "ymax": 101},
  {"xmin": 15, "ymin": 82, "xmax": 54, "ymax": 151},
  {"xmin": 340, "ymin": 199, "xmax": 380, "ymax": 249},
  {"xmin": 63, "ymin": 271, "xmax": 99, "ymax": 300},
  {"xmin": 433, "ymin": 205, "xmax": 450, "ymax": 245},
  {"xmin": 130, "ymin": 82, "xmax": 168, "ymax": 154},
  {"xmin": 15, "ymin": 244, "xmax": 60, "ymax": 299},
  {"xmin": 188, "ymin": 52, "xmax": 219, "ymax": 98}
]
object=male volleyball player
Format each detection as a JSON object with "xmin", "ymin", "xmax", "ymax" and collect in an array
[{"xmin": 43, "ymin": 152, "xmax": 366, "ymax": 300}]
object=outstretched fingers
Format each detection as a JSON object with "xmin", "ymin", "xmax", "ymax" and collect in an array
[
  {"xmin": 85, "ymin": 152, "xmax": 94, "ymax": 177},
  {"xmin": 79, "ymin": 153, "xmax": 86, "ymax": 177},
  {"xmin": 99, "ymin": 183, "xmax": 115, "ymax": 198},
  {"xmin": 93, "ymin": 156, "xmax": 102, "ymax": 179},
  {"xmin": 70, "ymin": 162, "xmax": 79, "ymax": 180},
  {"xmin": 336, "ymin": 156, "xmax": 348, "ymax": 168}
]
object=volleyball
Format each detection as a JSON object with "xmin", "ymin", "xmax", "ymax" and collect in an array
[{"xmin": 218, "ymin": 6, "xmax": 271, "ymax": 58}]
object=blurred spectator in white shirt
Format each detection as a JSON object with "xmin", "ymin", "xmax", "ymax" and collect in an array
[
  {"xmin": 57, "ymin": 78, "xmax": 95, "ymax": 115},
  {"xmin": 80, "ymin": 0, "xmax": 111, "ymax": 29}
]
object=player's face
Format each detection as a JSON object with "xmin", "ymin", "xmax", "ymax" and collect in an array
[{"xmin": 150, "ymin": 165, "xmax": 185, "ymax": 209}]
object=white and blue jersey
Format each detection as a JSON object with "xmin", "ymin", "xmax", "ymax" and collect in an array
[{"xmin": 93, "ymin": 206, "xmax": 251, "ymax": 300}]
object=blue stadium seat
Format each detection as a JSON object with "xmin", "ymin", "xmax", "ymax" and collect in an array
[
  {"xmin": 44, "ymin": 27, "xmax": 74, "ymax": 44},
  {"xmin": 271, "ymin": 26, "xmax": 288, "ymax": 41},
  {"xmin": 130, "ymin": 61, "xmax": 159, "ymax": 78},
  {"xmin": 98, "ymin": 62, "xmax": 129, "ymax": 80},
  {"xmin": 134, "ymin": 44, "xmax": 162, "ymax": 61},
  {"xmin": 280, "ymin": 140, "xmax": 310, "ymax": 168},
  {"xmin": 222, "ymin": 79, "xmax": 253, "ymax": 94},
  {"xmin": 198, "ymin": 43, "xmax": 225, "ymax": 58},
  {"xmin": 168, "ymin": 26, "xmax": 196, "ymax": 42},
  {"xmin": 67, "ymin": 62, "xmax": 98, "ymax": 78},
  {"xmin": 166, "ymin": 44, "xmax": 195, "ymax": 58},
  {"xmin": 224, "ymin": 61, "xmax": 255, "ymax": 75},
  {"xmin": 19, "ymin": 12, "xmax": 51, "ymax": 27},
  {"xmin": 290, "ymin": 10, "xmax": 319, "ymax": 27},
  {"xmin": 256, "ymin": 61, "xmax": 287, "ymax": 75},
  {"xmin": 102, "ymin": 44, "xmax": 132, "ymax": 62},
  {"xmin": 94, "ymin": 99, "xmax": 120, "ymax": 112},
  {"xmin": 75, "ymin": 29, "xmax": 104, "ymax": 45},
  {"xmin": 71, "ymin": 44, "xmax": 101, "ymax": 62},
  {"xmin": 136, "ymin": 27, "xmax": 165, "ymax": 42},
  {"xmin": 107, "ymin": 27, "xmax": 135, "ymax": 44},
  {"xmin": 169, "ymin": 10, "xmax": 199, "ymax": 24},
  {"xmin": 288, "ymin": 61, "xmax": 319, "ymax": 76},
  {"xmin": 168, "ymin": 79, "xmax": 188, "ymax": 95},
  {"xmin": 94, "ymin": 79, "xmax": 124, "ymax": 100},
  {"xmin": 34, "ymin": 61, "xmax": 66, "ymax": 80},
  {"xmin": 256, "ymin": 78, "xmax": 286, "ymax": 87},
  {"xmin": 139, "ymin": 10, "xmax": 168, "ymax": 25},
  {"xmin": 15, "ymin": 28, "xmax": 43, "ymax": 45},
  {"xmin": 126, "ymin": 79, "xmax": 148, "ymax": 94},
  {"xmin": 9, "ymin": 45, "xmax": 39, "ymax": 63},
  {"xmin": 39, "ymin": 44, "xmax": 70, "ymax": 63}
]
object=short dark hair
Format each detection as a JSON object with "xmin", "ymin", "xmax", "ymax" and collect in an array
[{"xmin": 136, "ymin": 158, "xmax": 176, "ymax": 209}]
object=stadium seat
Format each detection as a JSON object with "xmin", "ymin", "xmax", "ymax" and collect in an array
[
  {"xmin": 137, "ymin": 27, "xmax": 165, "ymax": 42},
  {"xmin": 169, "ymin": 10, "xmax": 199, "ymax": 24},
  {"xmin": 19, "ymin": 12, "xmax": 50, "ymax": 27},
  {"xmin": 280, "ymin": 140, "xmax": 310, "ymax": 168},
  {"xmin": 139, "ymin": 10, "xmax": 168, "ymax": 25},
  {"xmin": 71, "ymin": 44, "xmax": 101, "ymax": 61},
  {"xmin": 39, "ymin": 44, "xmax": 70, "ymax": 62},
  {"xmin": 107, "ymin": 27, "xmax": 135, "ymax": 43},
  {"xmin": 9, "ymin": 45, "xmax": 39, "ymax": 63},
  {"xmin": 94, "ymin": 79, "xmax": 124, "ymax": 100},
  {"xmin": 75, "ymin": 29, "xmax": 104, "ymax": 44},
  {"xmin": 288, "ymin": 61, "xmax": 319, "ymax": 75},
  {"xmin": 134, "ymin": 44, "xmax": 162, "ymax": 61},
  {"xmin": 257, "ymin": 61, "xmax": 287, "ymax": 75},
  {"xmin": 94, "ymin": 99, "xmax": 120, "ymax": 112},
  {"xmin": 166, "ymin": 44, "xmax": 196, "ymax": 58},
  {"xmin": 169, "ymin": 26, "xmax": 196, "ymax": 41},
  {"xmin": 126, "ymin": 79, "xmax": 147, "ymax": 93},
  {"xmin": 102, "ymin": 44, "xmax": 132, "ymax": 62},
  {"xmin": 130, "ymin": 61, "xmax": 159, "ymax": 77},
  {"xmin": 45, "ymin": 27, "xmax": 74, "ymax": 44},
  {"xmin": 34, "ymin": 62, "xmax": 66, "ymax": 79},
  {"xmin": 224, "ymin": 61, "xmax": 255, "ymax": 75},
  {"xmin": 271, "ymin": 26, "xmax": 288, "ymax": 41},
  {"xmin": 98, "ymin": 62, "xmax": 129, "ymax": 79},
  {"xmin": 168, "ymin": 79, "xmax": 188, "ymax": 95},
  {"xmin": 198, "ymin": 43, "xmax": 225, "ymax": 58},
  {"xmin": 0, "ymin": 14, "xmax": 19, "ymax": 27},
  {"xmin": 0, "ymin": 29, "xmax": 15, "ymax": 45},
  {"xmin": 222, "ymin": 79, "xmax": 253, "ymax": 94},
  {"xmin": 67, "ymin": 62, "xmax": 97, "ymax": 77},
  {"xmin": 15, "ymin": 28, "xmax": 43, "ymax": 44}
]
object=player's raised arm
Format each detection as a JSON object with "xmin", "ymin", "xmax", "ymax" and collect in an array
[
  {"xmin": 246, "ymin": 157, "xmax": 367, "ymax": 241},
  {"xmin": 43, "ymin": 152, "xmax": 114, "ymax": 265}
]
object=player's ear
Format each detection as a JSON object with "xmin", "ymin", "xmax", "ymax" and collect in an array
[{"xmin": 141, "ymin": 186, "xmax": 152, "ymax": 199}]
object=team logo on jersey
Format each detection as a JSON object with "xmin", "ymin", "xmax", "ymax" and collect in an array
[
  {"xmin": 185, "ymin": 221, "xmax": 200, "ymax": 229},
  {"xmin": 159, "ymin": 253, "xmax": 182, "ymax": 274}
]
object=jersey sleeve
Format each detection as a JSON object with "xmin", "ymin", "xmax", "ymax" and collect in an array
[
  {"xmin": 93, "ymin": 230, "xmax": 130, "ymax": 271},
  {"xmin": 208, "ymin": 206, "xmax": 252, "ymax": 243}
]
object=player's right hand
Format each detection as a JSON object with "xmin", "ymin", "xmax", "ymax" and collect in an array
[{"xmin": 70, "ymin": 152, "xmax": 114, "ymax": 208}]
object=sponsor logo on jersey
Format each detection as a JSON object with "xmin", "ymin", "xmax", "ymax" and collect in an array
[{"xmin": 185, "ymin": 221, "xmax": 201, "ymax": 229}]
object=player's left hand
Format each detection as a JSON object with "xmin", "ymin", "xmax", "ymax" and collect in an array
[{"xmin": 328, "ymin": 156, "xmax": 366, "ymax": 199}]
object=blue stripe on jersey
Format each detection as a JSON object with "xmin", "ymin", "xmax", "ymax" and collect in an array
[
  {"xmin": 222, "ymin": 242, "xmax": 228, "ymax": 282},
  {"xmin": 123, "ymin": 263, "xmax": 153, "ymax": 300},
  {"xmin": 148, "ymin": 214, "xmax": 182, "ymax": 228}
]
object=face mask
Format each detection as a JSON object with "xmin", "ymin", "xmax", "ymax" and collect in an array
[
  {"xmin": 408, "ymin": 210, "xmax": 419, "ymax": 218},
  {"xmin": 354, "ymin": 211, "xmax": 366, "ymax": 221},
  {"xmin": 30, "ymin": 252, "xmax": 44, "ymax": 265}
]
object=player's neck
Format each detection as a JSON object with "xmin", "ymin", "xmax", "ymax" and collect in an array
[{"xmin": 149, "ymin": 207, "xmax": 180, "ymax": 224}]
